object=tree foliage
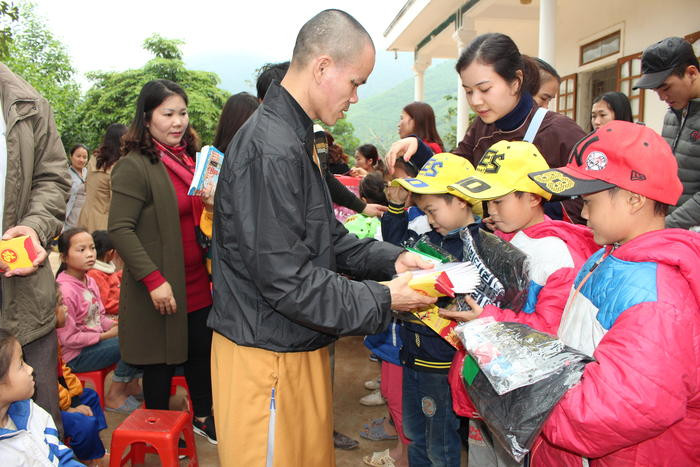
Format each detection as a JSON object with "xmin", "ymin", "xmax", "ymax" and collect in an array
[
  {"xmin": 4, "ymin": 1, "xmax": 82, "ymax": 148},
  {"xmin": 143, "ymin": 34, "xmax": 183, "ymax": 60},
  {"xmin": 0, "ymin": 1, "xmax": 18, "ymax": 59},
  {"xmin": 321, "ymin": 118, "xmax": 360, "ymax": 161},
  {"xmin": 441, "ymin": 94, "xmax": 458, "ymax": 151},
  {"xmin": 77, "ymin": 34, "xmax": 229, "ymax": 149}
]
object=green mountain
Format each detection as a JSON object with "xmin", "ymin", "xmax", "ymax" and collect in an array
[{"xmin": 346, "ymin": 60, "xmax": 459, "ymax": 153}]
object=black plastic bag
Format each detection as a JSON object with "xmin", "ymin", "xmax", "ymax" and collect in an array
[{"xmin": 459, "ymin": 321, "xmax": 593, "ymax": 462}]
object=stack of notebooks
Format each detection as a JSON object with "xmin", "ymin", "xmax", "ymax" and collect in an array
[
  {"xmin": 408, "ymin": 262, "xmax": 480, "ymax": 298},
  {"xmin": 398, "ymin": 246, "xmax": 481, "ymax": 349}
]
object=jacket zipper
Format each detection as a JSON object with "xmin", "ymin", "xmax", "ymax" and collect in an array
[
  {"xmin": 672, "ymin": 106, "xmax": 688, "ymax": 151},
  {"xmin": 562, "ymin": 244, "xmax": 617, "ymax": 316}
]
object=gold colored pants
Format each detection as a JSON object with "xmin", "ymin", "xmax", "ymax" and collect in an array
[{"xmin": 211, "ymin": 332, "xmax": 334, "ymax": 467}]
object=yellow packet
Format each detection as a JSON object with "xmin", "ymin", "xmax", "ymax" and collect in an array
[
  {"xmin": 0, "ymin": 235, "xmax": 38, "ymax": 270},
  {"xmin": 408, "ymin": 271, "xmax": 454, "ymax": 297}
]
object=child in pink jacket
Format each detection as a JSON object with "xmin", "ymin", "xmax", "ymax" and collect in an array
[{"xmin": 56, "ymin": 228, "xmax": 140, "ymax": 413}]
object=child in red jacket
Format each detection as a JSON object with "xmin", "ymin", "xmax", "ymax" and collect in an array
[
  {"xmin": 523, "ymin": 121, "xmax": 700, "ymax": 465},
  {"xmin": 86, "ymin": 230, "xmax": 122, "ymax": 316}
]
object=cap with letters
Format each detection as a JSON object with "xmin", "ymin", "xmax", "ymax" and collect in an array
[
  {"xmin": 528, "ymin": 121, "xmax": 682, "ymax": 205},
  {"xmin": 447, "ymin": 141, "xmax": 552, "ymax": 201}
]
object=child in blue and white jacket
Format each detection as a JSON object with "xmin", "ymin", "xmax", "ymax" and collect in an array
[{"xmin": 0, "ymin": 328, "xmax": 82, "ymax": 465}]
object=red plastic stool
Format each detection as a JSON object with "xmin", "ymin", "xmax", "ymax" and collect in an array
[
  {"xmin": 110, "ymin": 408, "xmax": 198, "ymax": 466},
  {"xmin": 170, "ymin": 375, "xmax": 193, "ymax": 419},
  {"xmin": 170, "ymin": 375, "xmax": 190, "ymax": 399},
  {"xmin": 75, "ymin": 363, "xmax": 116, "ymax": 408}
]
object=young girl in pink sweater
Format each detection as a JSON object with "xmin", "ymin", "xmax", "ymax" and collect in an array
[{"xmin": 56, "ymin": 228, "xmax": 141, "ymax": 413}]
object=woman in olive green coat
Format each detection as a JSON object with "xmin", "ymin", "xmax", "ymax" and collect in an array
[{"xmin": 109, "ymin": 79, "xmax": 216, "ymax": 443}]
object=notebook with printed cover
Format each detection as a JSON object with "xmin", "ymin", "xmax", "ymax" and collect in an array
[
  {"xmin": 188, "ymin": 145, "xmax": 225, "ymax": 196},
  {"xmin": 396, "ymin": 262, "xmax": 481, "ymax": 349}
]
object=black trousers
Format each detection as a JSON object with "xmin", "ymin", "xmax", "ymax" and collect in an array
[{"xmin": 142, "ymin": 306, "xmax": 213, "ymax": 418}]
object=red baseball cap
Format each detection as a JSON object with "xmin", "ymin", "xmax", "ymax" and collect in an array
[{"xmin": 528, "ymin": 121, "xmax": 682, "ymax": 205}]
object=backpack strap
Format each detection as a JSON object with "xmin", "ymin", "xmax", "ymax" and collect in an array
[{"xmin": 523, "ymin": 107, "xmax": 548, "ymax": 143}]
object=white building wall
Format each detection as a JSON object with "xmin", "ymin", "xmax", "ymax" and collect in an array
[{"xmin": 552, "ymin": 0, "xmax": 699, "ymax": 133}]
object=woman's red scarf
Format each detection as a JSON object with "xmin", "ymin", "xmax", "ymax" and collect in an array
[{"xmin": 152, "ymin": 138, "xmax": 204, "ymax": 227}]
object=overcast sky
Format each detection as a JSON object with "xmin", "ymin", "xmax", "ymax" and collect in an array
[{"xmin": 31, "ymin": 0, "xmax": 408, "ymax": 81}]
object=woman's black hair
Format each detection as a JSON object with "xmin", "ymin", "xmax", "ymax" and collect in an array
[
  {"xmin": 359, "ymin": 172, "xmax": 388, "ymax": 206},
  {"xmin": 592, "ymin": 92, "xmax": 634, "ymax": 125},
  {"xmin": 91, "ymin": 230, "xmax": 114, "ymax": 260},
  {"xmin": 122, "ymin": 79, "xmax": 200, "ymax": 164},
  {"xmin": 356, "ymin": 144, "xmax": 379, "ymax": 165},
  {"xmin": 55, "ymin": 227, "xmax": 90, "ymax": 277},
  {"xmin": 0, "ymin": 328, "xmax": 18, "ymax": 381},
  {"xmin": 456, "ymin": 33, "xmax": 540, "ymax": 97},
  {"xmin": 212, "ymin": 92, "xmax": 259, "ymax": 153},
  {"xmin": 533, "ymin": 57, "xmax": 561, "ymax": 82},
  {"xmin": 394, "ymin": 158, "xmax": 419, "ymax": 177},
  {"xmin": 356, "ymin": 143, "xmax": 385, "ymax": 172},
  {"xmin": 69, "ymin": 144, "xmax": 88, "ymax": 157},
  {"xmin": 95, "ymin": 124, "xmax": 127, "ymax": 170}
]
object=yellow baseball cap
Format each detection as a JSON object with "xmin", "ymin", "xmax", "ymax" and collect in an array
[
  {"xmin": 390, "ymin": 152, "xmax": 482, "ymax": 213},
  {"xmin": 392, "ymin": 153, "xmax": 476, "ymax": 194},
  {"xmin": 447, "ymin": 141, "xmax": 552, "ymax": 201}
]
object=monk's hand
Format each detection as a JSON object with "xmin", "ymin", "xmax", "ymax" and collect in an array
[
  {"xmin": 394, "ymin": 251, "xmax": 434, "ymax": 274},
  {"xmin": 386, "ymin": 272, "xmax": 436, "ymax": 312}
]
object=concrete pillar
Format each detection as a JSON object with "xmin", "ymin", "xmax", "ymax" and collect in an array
[
  {"xmin": 413, "ymin": 55, "xmax": 432, "ymax": 101},
  {"xmin": 538, "ymin": 0, "xmax": 556, "ymax": 64},
  {"xmin": 453, "ymin": 20, "xmax": 476, "ymax": 141}
]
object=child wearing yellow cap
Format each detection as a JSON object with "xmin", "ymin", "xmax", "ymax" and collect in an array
[
  {"xmin": 381, "ymin": 152, "xmax": 502, "ymax": 466},
  {"xmin": 442, "ymin": 140, "xmax": 598, "ymax": 467}
]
